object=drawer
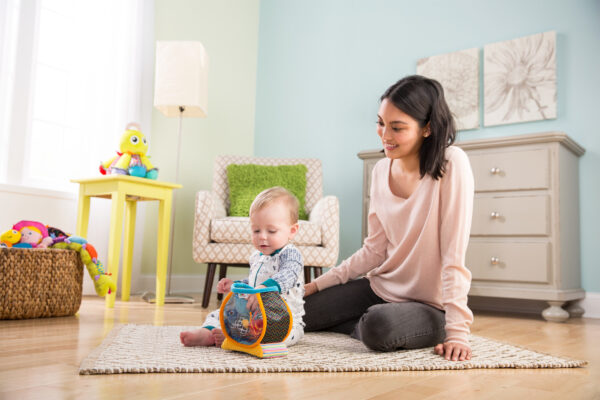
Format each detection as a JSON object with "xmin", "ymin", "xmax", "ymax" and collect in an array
[
  {"xmin": 471, "ymin": 195, "xmax": 549, "ymax": 236},
  {"xmin": 468, "ymin": 148, "xmax": 549, "ymax": 192},
  {"xmin": 466, "ymin": 241, "xmax": 549, "ymax": 283}
]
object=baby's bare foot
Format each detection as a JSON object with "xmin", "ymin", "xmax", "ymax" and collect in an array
[
  {"xmin": 212, "ymin": 328, "xmax": 225, "ymax": 347},
  {"xmin": 180, "ymin": 328, "xmax": 215, "ymax": 347}
]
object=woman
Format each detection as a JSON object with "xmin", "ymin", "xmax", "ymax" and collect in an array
[{"xmin": 304, "ymin": 75, "xmax": 474, "ymax": 361}]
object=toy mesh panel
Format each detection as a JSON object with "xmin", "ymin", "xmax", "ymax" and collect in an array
[
  {"xmin": 260, "ymin": 291, "xmax": 291, "ymax": 343},
  {"xmin": 222, "ymin": 294, "xmax": 261, "ymax": 345}
]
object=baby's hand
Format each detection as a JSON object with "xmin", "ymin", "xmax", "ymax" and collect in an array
[
  {"xmin": 246, "ymin": 285, "xmax": 266, "ymax": 311},
  {"xmin": 217, "ymin": 278, "xmax": 234, "ymax": 294}
]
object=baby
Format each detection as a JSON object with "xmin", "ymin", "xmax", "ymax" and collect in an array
[{"xmin": 180, "ymin": 186, "xmax": 305, "ymax": 347}]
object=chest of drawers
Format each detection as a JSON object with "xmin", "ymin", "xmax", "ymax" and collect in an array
[{"xmin": 358, "ymin": 132, "xmax": 585, "ymax": 321}]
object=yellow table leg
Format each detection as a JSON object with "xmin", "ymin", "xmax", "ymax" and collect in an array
[
  {"xmin": 155, "ymin": 195, "xmax": 172, "ymax": 306},
  {"xmin": 76, "ymin": 187, "xmax": 90, "ymax": 238},
  {"xmin": 121, "ymin": 199, "xmax": 137, "ymax": 302},
  {"xmin": 106, "ymin": 190, "xmax": 126, "ymax": 308}
]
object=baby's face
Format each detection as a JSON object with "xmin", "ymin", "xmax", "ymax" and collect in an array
[{"xmin": 250, "ymin": 201, "xmax": 298, "ymax": 255}]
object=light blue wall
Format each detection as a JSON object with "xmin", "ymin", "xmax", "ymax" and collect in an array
[{"xmin": 254, "ymin": 0, "xmax": 600, "ymax": 291}]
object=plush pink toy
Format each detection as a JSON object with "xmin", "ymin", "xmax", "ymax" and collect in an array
[{"xmin": 12, "ymin": 220, "xmax": 53, "ymax": 248}]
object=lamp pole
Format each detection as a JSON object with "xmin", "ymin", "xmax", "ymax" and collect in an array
[
  {"xmin": 165, "ymin": 105, "xmax": 185, "ymax": 296},
  {"xmin": 144, "ymin": 40, "xmax": 208, "ymax": 304},
  {"xmin": 143, "ymin": 105, "xmax": 194, "ymax": 304}
]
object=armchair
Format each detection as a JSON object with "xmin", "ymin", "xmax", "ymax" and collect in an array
[{"xmin": 193, "ymin": 155, "xmax": 339, "ymax": 308}]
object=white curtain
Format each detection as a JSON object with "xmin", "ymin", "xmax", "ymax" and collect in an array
[{"xmin": 0, "ymin": 0, "xmax": 153, "ymax": 192}]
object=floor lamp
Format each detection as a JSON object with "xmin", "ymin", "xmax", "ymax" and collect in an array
[{"xmin": 142, "ymin": 41, "xmax": 209, "ymax": 304}]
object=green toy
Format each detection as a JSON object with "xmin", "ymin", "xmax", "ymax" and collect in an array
[{"xmin": 52, "ymin": 241, "xmax": 116, "ymax": 297}]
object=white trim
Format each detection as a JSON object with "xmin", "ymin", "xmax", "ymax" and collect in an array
[
  {"xmin": 0, "ymin": 182, "xmax": 77, "ymax": 200},
  {"xmin": 134, "ymin": 277, "xmax": 600, "ymax": 319},
  {"xmin": 578, "ymin": 292, "xmax": 600, "ymax": 319},
  {"xmin": 136, "ymin": 272, "xmax": 248, "ymax": 296}
]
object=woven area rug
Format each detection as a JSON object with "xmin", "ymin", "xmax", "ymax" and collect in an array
[{"xmin": 79, "ymin": 324, "xmax": 586, "ymax": 374}]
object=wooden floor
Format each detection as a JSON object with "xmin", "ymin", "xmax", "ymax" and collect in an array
[{"xmin": 1, "ymin": 295, "xmax": 599, "ymax": 400}]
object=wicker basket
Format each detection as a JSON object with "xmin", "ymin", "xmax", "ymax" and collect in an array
[{"xmin": 0, "ymin": 248, "xmax": 84, "ymax": 319}]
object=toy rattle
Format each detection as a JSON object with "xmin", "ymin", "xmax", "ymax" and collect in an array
[{"xmin": 220, "ymin": 283, "xmax": 292, "ymax": 358}]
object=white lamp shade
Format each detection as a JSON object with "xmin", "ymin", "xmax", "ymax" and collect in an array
[{"xmin": 154, "ymin": 41, "xmax": 208, "ymax": 117}]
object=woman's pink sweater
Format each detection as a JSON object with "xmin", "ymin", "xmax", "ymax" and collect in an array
[{"xmin": 314, "ymin": 146, "xmax": 474, "ymax": 345}]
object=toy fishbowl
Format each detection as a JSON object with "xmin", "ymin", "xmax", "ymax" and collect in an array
[{"xmin": 220, "ymin": 283, "xmax": 292, "ymax": 358}]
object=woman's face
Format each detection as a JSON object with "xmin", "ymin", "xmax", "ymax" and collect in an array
[{"xmin": 376, "ymin": 98, "xmax": 428, "ymax": 160}]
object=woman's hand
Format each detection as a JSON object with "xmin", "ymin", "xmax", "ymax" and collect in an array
[
  {"xmin": 434, "ymin": 342, "xmax": 471, "ymax": 361},
  {"xmin": 304, "ymin": 281, "xmax": 318, "ymax": 297},
  {"xmin": 216, "ymin": 278, "xmax": 234, "ymax": 294}
]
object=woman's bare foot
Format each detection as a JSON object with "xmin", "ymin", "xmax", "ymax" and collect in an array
[
  {"xmin": 212, "ymin": 328, "xmax": 225, "ymax": 347},
  {"xmin": 180, "ymin": 328, "xmax": 215, "ymax": 347}
]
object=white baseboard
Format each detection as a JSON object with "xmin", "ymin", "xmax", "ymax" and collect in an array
[
  {"xmin": 135, "ymin": 273, "xmax": 247, "ymax": 295},
  {"xmin": 469, "ymin": 291, "xmax": 600, "ymax": 320},
  {"xmin": 579, "ymin": 292, "xmax": 600, "ymax": 319},
  {"xmin": 131, "ymin": 277, "xmax": 600, "ymax": 319}
]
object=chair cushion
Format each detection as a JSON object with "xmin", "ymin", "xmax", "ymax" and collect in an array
[
  {"xmin": 210, "ymin": 217, "xmax": 321, "ymax": 246},
  {"xmin": 226, "ymin": 164, "xmax": 308, "ymax": 220}
]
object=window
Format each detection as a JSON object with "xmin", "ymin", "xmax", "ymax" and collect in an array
[
  {"xmin": 0, "ymin": 0, "xmax": 153, "ymax": 192},
  {"xmin": 0, "ymin": 0, "xmax": 20, "ymax": 182}
]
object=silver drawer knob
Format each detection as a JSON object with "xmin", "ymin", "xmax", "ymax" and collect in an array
[
  {"xmin": 490, "ymin": 257, "xmax": 500, "ymax": 265},
  {"xmin": 490, "ymin": 167, "xmax": 502, "ymax": 175},
  {"xmin": 490, "ymin": 211, "xmax": 501, "ymax": 219}
]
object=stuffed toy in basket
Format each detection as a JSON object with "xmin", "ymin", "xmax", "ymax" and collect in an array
[{"xmin": 220, "ymin": 283, "xmax": 292, "ymax": 358}]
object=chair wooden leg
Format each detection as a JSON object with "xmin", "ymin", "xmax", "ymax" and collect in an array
[
  {"xmin": 217, "ymin": 264, "xmax": 228, "ymax": 301},
  {"xmin": 314, "ymin": 267, "xmax": 323, "ymax": 278},
  {"xmin": 202, "ymin": 263, "xmax": 217, "ymax": 308},
  {"xmin": 304, "ymin": 267, "xmax": 311, "ymax": 284}
]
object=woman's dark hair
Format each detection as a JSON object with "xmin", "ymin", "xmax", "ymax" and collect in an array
[{"xmin": 380, "ymin": 75, "xmax": 456, "ymax": 180}]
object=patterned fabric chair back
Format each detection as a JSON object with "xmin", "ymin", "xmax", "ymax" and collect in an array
[{"xmin": 212, "ymin": 155, "xmax": 323, "ymax": 215}]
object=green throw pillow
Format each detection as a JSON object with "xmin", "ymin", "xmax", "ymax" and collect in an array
[{"xmin": 226, "ymin": 164, "xmax": 308, "ymax": 220}]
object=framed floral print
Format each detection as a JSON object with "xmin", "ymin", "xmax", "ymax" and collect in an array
[
  {"xmin": 417, "ymin": 48, "xmax": 480, "ymax": 131},
  {"xmin": 484, "ymin": 31, "xmax": 557, "ymax": 126}
]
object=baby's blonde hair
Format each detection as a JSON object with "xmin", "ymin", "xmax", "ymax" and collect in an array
[{"xmin": 249, "ymin": 186, "xmax": 299, "ymax": 224}]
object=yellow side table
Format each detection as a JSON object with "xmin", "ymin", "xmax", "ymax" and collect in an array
[{"xmin": 72, "ymin": 175, "xmax": 182, "ymax": 307}]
